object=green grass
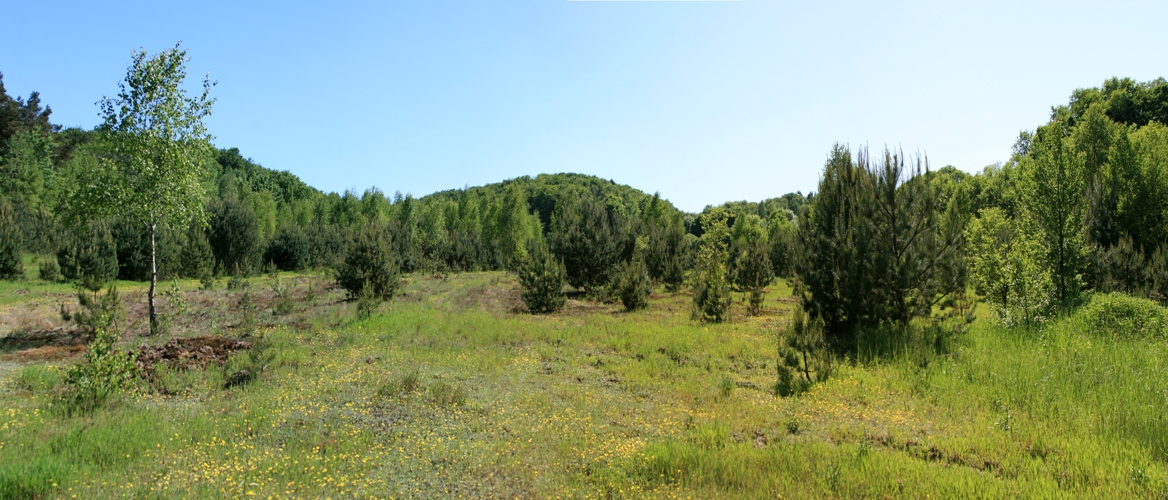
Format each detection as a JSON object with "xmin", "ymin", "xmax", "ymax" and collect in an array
[{"xmin": 1, "ymin": 272, "xmax": 1167, "ymax": 498}]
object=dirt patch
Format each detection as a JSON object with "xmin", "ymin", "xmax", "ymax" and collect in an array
[
  {"xmin": 2, "ymin": 344, "xmax": 87, "ymax": 362},
  {"xmin": 136, "ymin": 336, "xmax": 252, "ymax": 377},
  {"xmin": 0, "ymin": 327, "xmax": 92, "ymax": 351}
]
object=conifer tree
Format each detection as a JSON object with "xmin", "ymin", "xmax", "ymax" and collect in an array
[
  {"xmin": 691, "ymin": 209, "xmax": 732, "ymax": 322},
  {"xmin": 0, "ymin": 199, "xmax": 23, "ymax": 280},
  {"xmin": 518, "ymin": 237, "xmax": 567, "ymax": 314}
]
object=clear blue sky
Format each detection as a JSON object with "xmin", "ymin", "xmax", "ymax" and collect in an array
[{"xmin": 2, "ymin": 1, "xmax": 1166, "ymax": 212}]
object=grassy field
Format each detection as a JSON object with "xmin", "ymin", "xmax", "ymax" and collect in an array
[{"xmin": 2, "ymin": 270, "xmax": 1168, "ymax": 498}]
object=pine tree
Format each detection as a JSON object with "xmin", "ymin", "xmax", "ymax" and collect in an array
[
  {"xmin": 691, "ymin": 209, "xmax": 732, "ymax": 322},
  {"xmin": 0, "ymin": 199, "xmax": 23, "ymax": 280},
  {"xmin": 518, "ymin": 239, "xmax": 567, "ymax": 314},
  {"xmin": 337, "ymin": 225, "xmax": 400, "ymax": 301}
]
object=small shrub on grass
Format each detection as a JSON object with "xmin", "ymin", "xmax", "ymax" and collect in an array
[
  {"xmin": 337, "ymin": 225, "xmax": 400, "ymax": 301},
  {"xmin": 37, "ymin": 257, "xmax": 61, "ymax": 282},
  {"xmin": 429, "ymin": 380, "xmax": 468, "ymax": 406},
  {"xmin": 354, "ymin": 280, "xmax": 381, "ymax": 320},
  {"xmin": 237, "ymin": 286, "xmax": 257, "ymax": 337},
  {"xmin": 775, "ymin": 307, "xmax": 833, "ymax": 397},
  {"xmin": 691, "ymin": 211, "xmax": 732, "ymax": 322},
  {"xmin": 718, "ymin": 375, "xmax": 734, "ymax": 398},
  {"xmin": 61, "ymin": 323, "xmax": 137, "ymax": 416},
  {"xmin": 226, "ymin": 273, "xmax": 247, "ymax": 291},
  {"xmin": 63, "ymin": 285, "xmax": 125, "ymax": 334},
  {"xmin": 518, "ymin": 243, "xmax": 566, "ymax": 314},
  {"xmin": 269, "ymin": 275, "xmax": 295, "ymax": 316},
  {"xmin": 57, "ymin": 223, "xmax": 118, "ymax": 292},
  {"xmin": 224, "ymin": 331, "xmax": 274, "ymax": 389},
  {"xmin": 377, "ymin": 371, "xmax": 421, "ymax": 398},
  {"xmin": 1069, "ymin": 292, "xmax": 1168, "ymax": 340},
  {"xmin": 199, "ymin": 271, "xmax": 215, "ymax": 290},
  {"xmin": 615, "ymin": 257, "xmax": 652, "ymax": 312}
]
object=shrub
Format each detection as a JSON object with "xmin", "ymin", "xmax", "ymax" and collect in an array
[
  {"xmin": 691, "ymin": 210, "xmax": 732, "ymax": 322},
  {"xmin": 734, "ymin": 239, "xmax": 774, "ymax": 316},
  {"xmin": 337, "ymin": 226, "xmax": 400, "ymax": 301},
  {"xmin": 208, "ymin": 198, "xmax": 261, "ymax": 276},
  {"xmin": 775, "ymin": 307, "xmax": 833, "ymax": 397},
  {"xmin": 58, "ymin": 223, "xmax": 118, "ymax": 292},
  {"xmin": 0, "ymin": 200, "xmax": 24, "ymax": 280},
  {"xmin": 61, "ymin": 290, "xmax": 136, "ymax": 415},
  {"xmin": 518, "ymin": 242, "xmax": 567, "ymax": 314},
  {"xmin": 429, "ymin": 380, "xmax": 468, "ymax": 406},
  {"xmin": 37, "ymin": 257, "xmax": 60, "ymax": 282},
  {"xmin": 616, "ymin": 257, "xmax": 652, "ymax": 311},
  {"xmin": 178, "ymin": 222, "xmax": 215, "ymax": 279},
  {"xmin": 550, "ymin": 193, "xmax": 629, "ymax": 294},
  {"xmin": 264, "ymin": 226, "xmax": 310, "ymax": 271},
  {"xmin": 270, "ymin": 276, "xmax": 295, "ymax": 316},
  {"xmin": 1069, "ymin": 292, "xmax": 1168, "ymax": 340}
]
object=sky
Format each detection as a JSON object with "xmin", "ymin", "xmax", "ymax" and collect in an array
[{"xmin": 2, "ymin": 0, "xmax": 1166, "ymax": 212}]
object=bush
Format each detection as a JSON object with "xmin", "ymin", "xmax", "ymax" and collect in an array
[
  {"xmin": 691, "ymin": 210, "xmax": 732, "ymax": 323},
  {"xmin": 208, "ymin": 198, "xmax": 261, "ymax": 276},
  {"xmin": 1069, "ymin": 292, "xmax": 1168, "ymax": 340},
  {"xmin": 58, "ymin": 223, "xmax": 119, "ymax": 292},
  {"xmin": 264, "ymin": 226, "xmax": 309, "ymax": 271},
  {"xmin": 337, "ymin": 226, "xmax": 400, "ymax": 301},
  {"xmin": 37, "ymin": 257, "xmax": 60, "ymax": 282},
  {"xmin": 178, "ymin": 223, "xmax": 214, "ymax": 279},
  {"xmin": 0, "ymin": 200, "xmax": 24, "ymax": 280},
  {"xmin": 616, "ymin": 258, "xmax": 652, "ymax": 311},
  {"xmin": 518, "ymin": 243, "xmax": 566, "ymax": 314},
  {"xmin": 775, "ymin": 307, "xmax": 833, "ymax": 397},
  {"xmin": 61, "ymin": 289, "xmax": 136, "ymax": 416}
]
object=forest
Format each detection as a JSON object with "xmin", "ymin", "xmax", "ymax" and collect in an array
[{"xmin": 3, "ymin": 45, "xmax": 1168, "ymax": 498}]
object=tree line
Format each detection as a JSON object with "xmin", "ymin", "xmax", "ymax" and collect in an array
[{"xmin": 3, "ymin": 48, "xmax": 1167, "ymax": 358}]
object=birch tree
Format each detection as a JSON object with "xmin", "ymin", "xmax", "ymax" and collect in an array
[{"xmin": 77, "ymin": 43, "xmax": 215, "ymax": 333}]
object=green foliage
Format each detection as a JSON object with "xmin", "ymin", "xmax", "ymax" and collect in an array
[
  {"xmin": 550, "ymin": 192, "xmax": 629, "ymax": 294},
  {"xmin": 691, "ymin": 209, "xmax": 732, "ymax": 322},
  {"xmin": 797, "ymin": 146, "xmax": 965, "ymax": 349},
  {"xmin": 0, "ymin": 128, "xmax": 54, "ymax": 205},
  {"xmin": 270, "ymin": 275, "xmax": 295, "ymax": 316},
  {"xmin": 58, "ymin": 223, "xmax": 118, "ymax": 292},
  {"xmin": 517, "ymin": 240, "xmax": 566, "ymax": 314},
  {"xmin": 37, "ymin": 256, "xmax": 60, "ymax": 282},
  {"xmin": 615, "ymin": 256, "xmax": 652, "ymax": 312},
  {"xmin": 208, "ymin": 198, "xmax": 261, "ymax": 276},
  {"xmin": 645, "ymin": 210, "xmax": 688, "ymax": 293},
  {"xmin": 264, "ymin": 226, "xmax": 310, "ymax": 271},
  {"xmin": 766, "ymin": 215, "xmax": 796, "ymax": 279},
  {"xmin": 178, "ymin": 222, "xmax": 214, "ymax": 279},
  {"xmin": 730, "ymin": 216, "xmax": 774, "ymax": 315},
  {"xmin": 1066, "ymin": 292, "xmax": 1168, "ymax": 340},
  {"xmin": 355, "ymin": 279, "xmax": 381, "ymax": 320},
  {"xmin": 0, "ymin": 200, "xmax": 23, "ymax": 280},
  {"xmin": 1022, "ymin": 123, "xmax": 1086, "ymax": 304},
  {"xmin": 61, "ymin": 288, "xmax": 136, "ymax": 416},
  {"xmin": 965, "ymin": 208, "xmax": 1054, "ymax": 326},
  {"xmin": 236, "ymin": 286, "xmax": 257, "ymax": 337},
  {"xmin": 65, "ymin": 285, "xmax": 125, "ymax": 334},
  {"xmin": 337, "ymin": 225, "xmax": 400, "ymax": 301},
  {"xmin": 775, "ymin": 307, "xmax": 832, "ymax": 397},
  {"xmin": 67, "ymin": 42, "xmax": 215, "ymax": 335}
]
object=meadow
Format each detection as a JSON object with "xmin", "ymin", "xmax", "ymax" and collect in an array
[{"xmin": 2, "ymin": 266, "xmax": 1168, "ymax": 499}]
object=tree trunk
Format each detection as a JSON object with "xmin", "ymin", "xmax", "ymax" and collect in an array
[{"xmin": 149, "ymin": 222, "xmax": 158, "ymax": 335}]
